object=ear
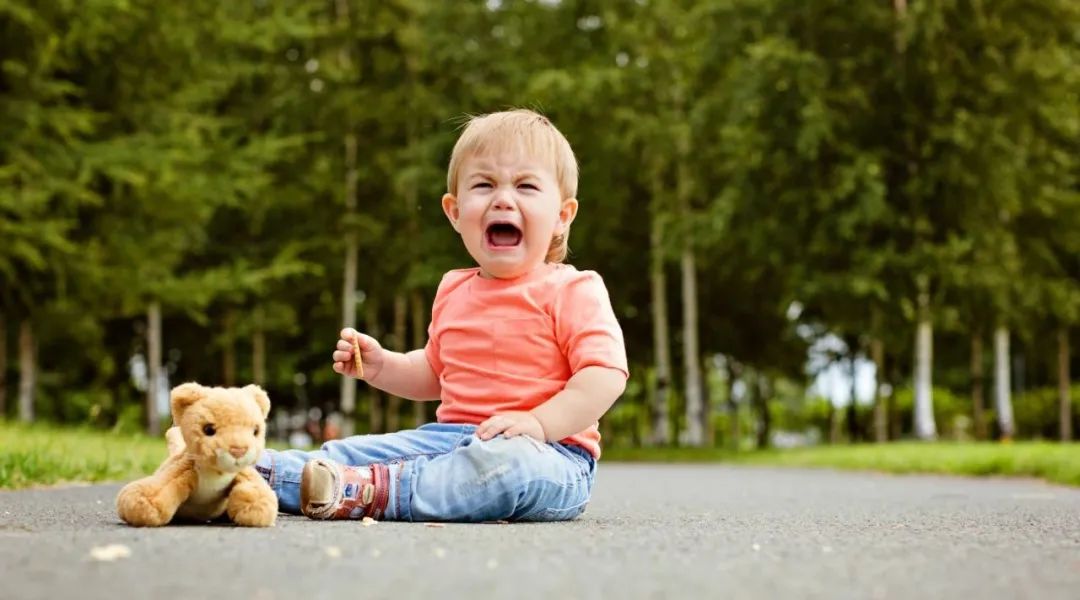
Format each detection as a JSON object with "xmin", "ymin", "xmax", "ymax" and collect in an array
[
  {"xmin": 244, "ymin": 384, "xmax": 271, "ymax": 419},
  {"xmin": 554, "ymin": 197, "xmax": 579, "ymax": 235},
  {"xmin": 170, "ymin": 382, "xmax": 206, "ymax": 422},
  {"xmin": 441, "ymin": 193, "xmax": 461, "ymax": 232}
]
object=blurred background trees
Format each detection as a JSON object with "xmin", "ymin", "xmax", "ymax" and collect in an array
[{"xmin": 1, "ymin": 0, "xmax": 1077, "ymax": 448}]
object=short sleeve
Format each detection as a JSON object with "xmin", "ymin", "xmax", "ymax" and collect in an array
[
  {"xmin": 423, "ymin": 273, "xmax": 453, "ymax": 376},
  {"xmin": 424, "ymin": 330, "xmax": 443, "ymax": 376},
  {"xmin": 552, "ymin": 271, "xmax": 629, "ymax": 378}
]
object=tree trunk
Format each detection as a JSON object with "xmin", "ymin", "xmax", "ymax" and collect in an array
[
  {"xmin": 681, "ymin": 246, "xmax": 703, "ymax": 447},
  {"xmin": 725, "ymin": 359, "xmax": 740, "ymax": 451},
  {"xmin": 971, "ymin": 332, "xmax": 986, "ymax": 440},
  {"xmin": 847, "ymin": 347, "xmax": 859, "ymax": 443},
  {"xmin": 871, "ymin": 337, "xmax": 887, "ymax": 443},
  {"xmin": 146, "ymin": 302, "xmax": 162, "ymax": 435},
  {"xmin": 1059, "ymin": 328, "xmax": 1072, "ymax": 442},
  {"xmin": 17, "ymin": 319, "xmax": 35, "ymax": 422},
  {"xmin": 336, "ymin": 0, "xmax": 358, "ymax": 438},
  {"xmin": 994, "ymin": 326, "xmax": 1014, "ymax": 440},
  {"xmin": 913, "ymin": 285, "xmax": 937, "ymax": 440},
  {"xmin": 386, "ymin": 293, "xmax": 406, "ymax": 433},
  {"xmin": 252, "ymin": 307, "xmax": 266, "ymax": 386},
  {"xmin": 222, "ymin": 309, "xmax": 237, "ymax": 386},
  {"xmin": 888, "ymin": 361, "xmax": 901, "ymax": 441},
  {"xmin": 754, "ymin": 374, "xmax": 771, "ymax": 449},
  {"xmin": 0, "ymin": 313, "xmax": 7, "ymax": 417},
  {"xmin": 649, "ymin": 216, "xmax": 672, "ymax": 446},
  {"xmin": 338, "ymin": 130, "xmax": 359, "ymax": 438},
  {"xmin": 702, "ymin": 355, "xmax": 715, "ymax": 446},
  {"xmin": 411, "ymin": 290, "xmax": 427, "ymax": 428},
  {"xmin": 365, "ymin": 299, "xmax": 383, "ymax": 434}
]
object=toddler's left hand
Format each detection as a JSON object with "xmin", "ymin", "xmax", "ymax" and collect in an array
[{"xmin": 477, "ymin": 411, "xmax": 546, "ymax": 442}]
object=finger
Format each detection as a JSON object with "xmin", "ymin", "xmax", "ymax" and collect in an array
[
  {"xmin": 333, "ymin": 350, "xmax": 353, "ymax": 362},
  {"xmin": 333, "ymin": 361, "xmax": 345, "ymax": 374},
  {"xmin": 341, "ymin": 329, "xmax": 378, "ymax": 351},
  {"xmin": 353, "ymin": 332, "xmax": 378, "ymax": 352},
  {"xmin": 489, "ymin": 420, "xmax": 514, "ymax": 440},
  {"xmin": 337, "ymin": 339, "xmax": 353, "ymax": 352},
  {"xmin": 503, "ymin": 424, "xmax": 525, "ymax": 437},
  {"xmin": 479, "ymin": 418, "xmax": 507, "ymax": 440}
]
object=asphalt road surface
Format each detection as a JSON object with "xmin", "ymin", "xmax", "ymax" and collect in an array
[{"xmin": 1, "ymin": 464, "xmax": 1078, "ymax": 600}]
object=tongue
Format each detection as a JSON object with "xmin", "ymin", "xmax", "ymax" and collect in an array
[{"xmin": 490, "ymin": 229, "xmax": 521, "ymax": 247}]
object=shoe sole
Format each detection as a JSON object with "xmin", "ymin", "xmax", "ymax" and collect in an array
[{"xmin": 300, "ymin": 459, "xmax": 334, "ymax": 519}]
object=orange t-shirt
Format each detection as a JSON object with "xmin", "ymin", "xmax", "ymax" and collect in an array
[{"xmin": 424, "ymin": 263, "xmax": 629, "ymax": 458}]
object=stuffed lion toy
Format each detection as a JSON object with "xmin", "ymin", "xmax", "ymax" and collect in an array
[{"xmin": 116, "ymin": 382, "xmax": 278, "ymax": 527}]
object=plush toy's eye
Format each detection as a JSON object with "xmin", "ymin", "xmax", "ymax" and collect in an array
[
  {"xmin": 202, "ymin": 424, "xmax": 216, "ymax": 436},
  {"xmin": 253, "ymin": 426, "xmax": 260, "ymax": 436}
]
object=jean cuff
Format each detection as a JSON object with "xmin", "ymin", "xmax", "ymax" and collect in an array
[{"xmin": 387, "ymin": 462, "xmax": 412, "ymax": 522}]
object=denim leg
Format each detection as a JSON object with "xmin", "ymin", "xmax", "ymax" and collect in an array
[
  {"xmin": 256, "ymin": 423, "xmax": 469, "ymax": 514},
  {"xmin": 388, "ymin": 432, "xmax": 596, "ymax": 523}
]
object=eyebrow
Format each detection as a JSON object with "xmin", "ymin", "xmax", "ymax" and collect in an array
[{"xmin": 466, "ymin": 170, "xmax": 543, "ymax": 180}]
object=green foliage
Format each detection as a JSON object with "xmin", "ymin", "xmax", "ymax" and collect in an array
[
  {"xmin": 0, "ymin": 0, "xmax": 1076, "ymax": 450},
  {"xmin": 1013, "ymin": 385, "xmax": 1080, "ymax": 440}
]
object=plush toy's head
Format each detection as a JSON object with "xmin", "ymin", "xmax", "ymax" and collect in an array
[{"xmin": 170, "ymin": 382, "xmax": 270, "ymax": 473}]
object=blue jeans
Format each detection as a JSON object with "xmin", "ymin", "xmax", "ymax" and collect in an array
[{"xmin": 255, "ymin": 423, "xmax": 596, "ymax": 522}]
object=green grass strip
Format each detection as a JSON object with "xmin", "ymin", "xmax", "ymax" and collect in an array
[{"xmin": 604, "ymin": 442, "xmax": 1080, "ymax": 486}]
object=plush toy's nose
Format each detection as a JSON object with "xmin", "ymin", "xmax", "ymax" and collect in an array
[{"xmin": 229, "ymin": 446, "xmax": 247, "ymax": 459}]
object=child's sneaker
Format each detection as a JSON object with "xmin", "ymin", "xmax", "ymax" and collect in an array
[{"xmin": 300, "ymin": 458, "xmax": 390, "ymax": 520}]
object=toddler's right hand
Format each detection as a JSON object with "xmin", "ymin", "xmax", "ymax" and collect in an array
[{"xmin": 332, "ymin": 328, "xmax": 384, "ymax": 381}]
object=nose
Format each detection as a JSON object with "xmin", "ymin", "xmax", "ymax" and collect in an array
[
  {"xmin": 491, "ymin": 191, "xmax": 515, "ymax": 210},
  {"xmin": 229, "ymin": 446, "xmax": 247, "ymax": 459}
]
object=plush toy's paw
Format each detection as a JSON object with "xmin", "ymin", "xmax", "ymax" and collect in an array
[
  {"xmin": 116, "ymin": 481, "xmax": 172, "ymax": 527},
  {"xmin": 165, "ymin": 426, "xmax": 186, "ymax": 457},
  {"xmin": 227, "ymin": 477, "xmax": 278, "ymax": 527}
]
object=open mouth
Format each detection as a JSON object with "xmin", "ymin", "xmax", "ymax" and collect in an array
[{"xmin": 486, "ymin": 222, "xmax": 523, "ymax": 248}]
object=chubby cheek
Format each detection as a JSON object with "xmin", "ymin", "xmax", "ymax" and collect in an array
[{"xmin": 456, "ymin": 204, "xmax": 485, "ymax": 236}]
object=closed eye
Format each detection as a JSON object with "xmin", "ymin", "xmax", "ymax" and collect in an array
[
  {"xmin": 518, "ymin": 183, "xmax": 539, "ymax": 191},
  {"xmin": 471, "ymin": 182, "xmax": 493, "ymax": 189}
]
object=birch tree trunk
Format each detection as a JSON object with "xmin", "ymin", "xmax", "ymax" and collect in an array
[
  {"xmin": 681, "ymin": 245, "xmax": 703, "ymax": 446},
  {"xmin": 146, "ymin": 303, "xmax": 162, "ymax": 435},
  {"xmin": 336, "ymin": 0, "xmax": 358, "ymax": 438},
  {"xmin": 913, "ymin": 285, "xmax": 937, "ymax": 440},
  {"xmin": 649, "ymin": 216, "xmax": 671, "ymax": 446},
  {"xmin": 338, "ymin": 133, "xmax": 359, "ymax": 437},
  {"xmin": 1059, "ymin": 329, "xmax": 1072, "ymax": 442},
  {"xmin": 971, "ymin": 332, "xmax": 986, "ymax": 440},
  {"xmin": 994, "ymin": 326, "xmax": 1015, "ymax": 440}
]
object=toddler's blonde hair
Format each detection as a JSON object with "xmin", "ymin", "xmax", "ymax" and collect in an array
[{"xmin": 446, "ymin": 109, "xmax": 578, "ymax": 263}]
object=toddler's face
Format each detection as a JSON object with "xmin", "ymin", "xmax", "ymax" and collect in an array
[{"xmin": 443, "ymin": 150, "xmax": 576, "ymax": 279}]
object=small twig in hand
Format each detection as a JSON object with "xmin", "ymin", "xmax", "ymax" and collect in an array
[{"xmin": 353, "ymin": 334, "xmax": 364, "ymax": 379}]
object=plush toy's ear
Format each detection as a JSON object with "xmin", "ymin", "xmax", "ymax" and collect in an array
[
  {"xmin": 170, "ymin": 382, "xmax": 206, "ymax": 421},
  {"xmin": 244, "ymin": 384, "xmax": 271, "ymax": 419}
]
